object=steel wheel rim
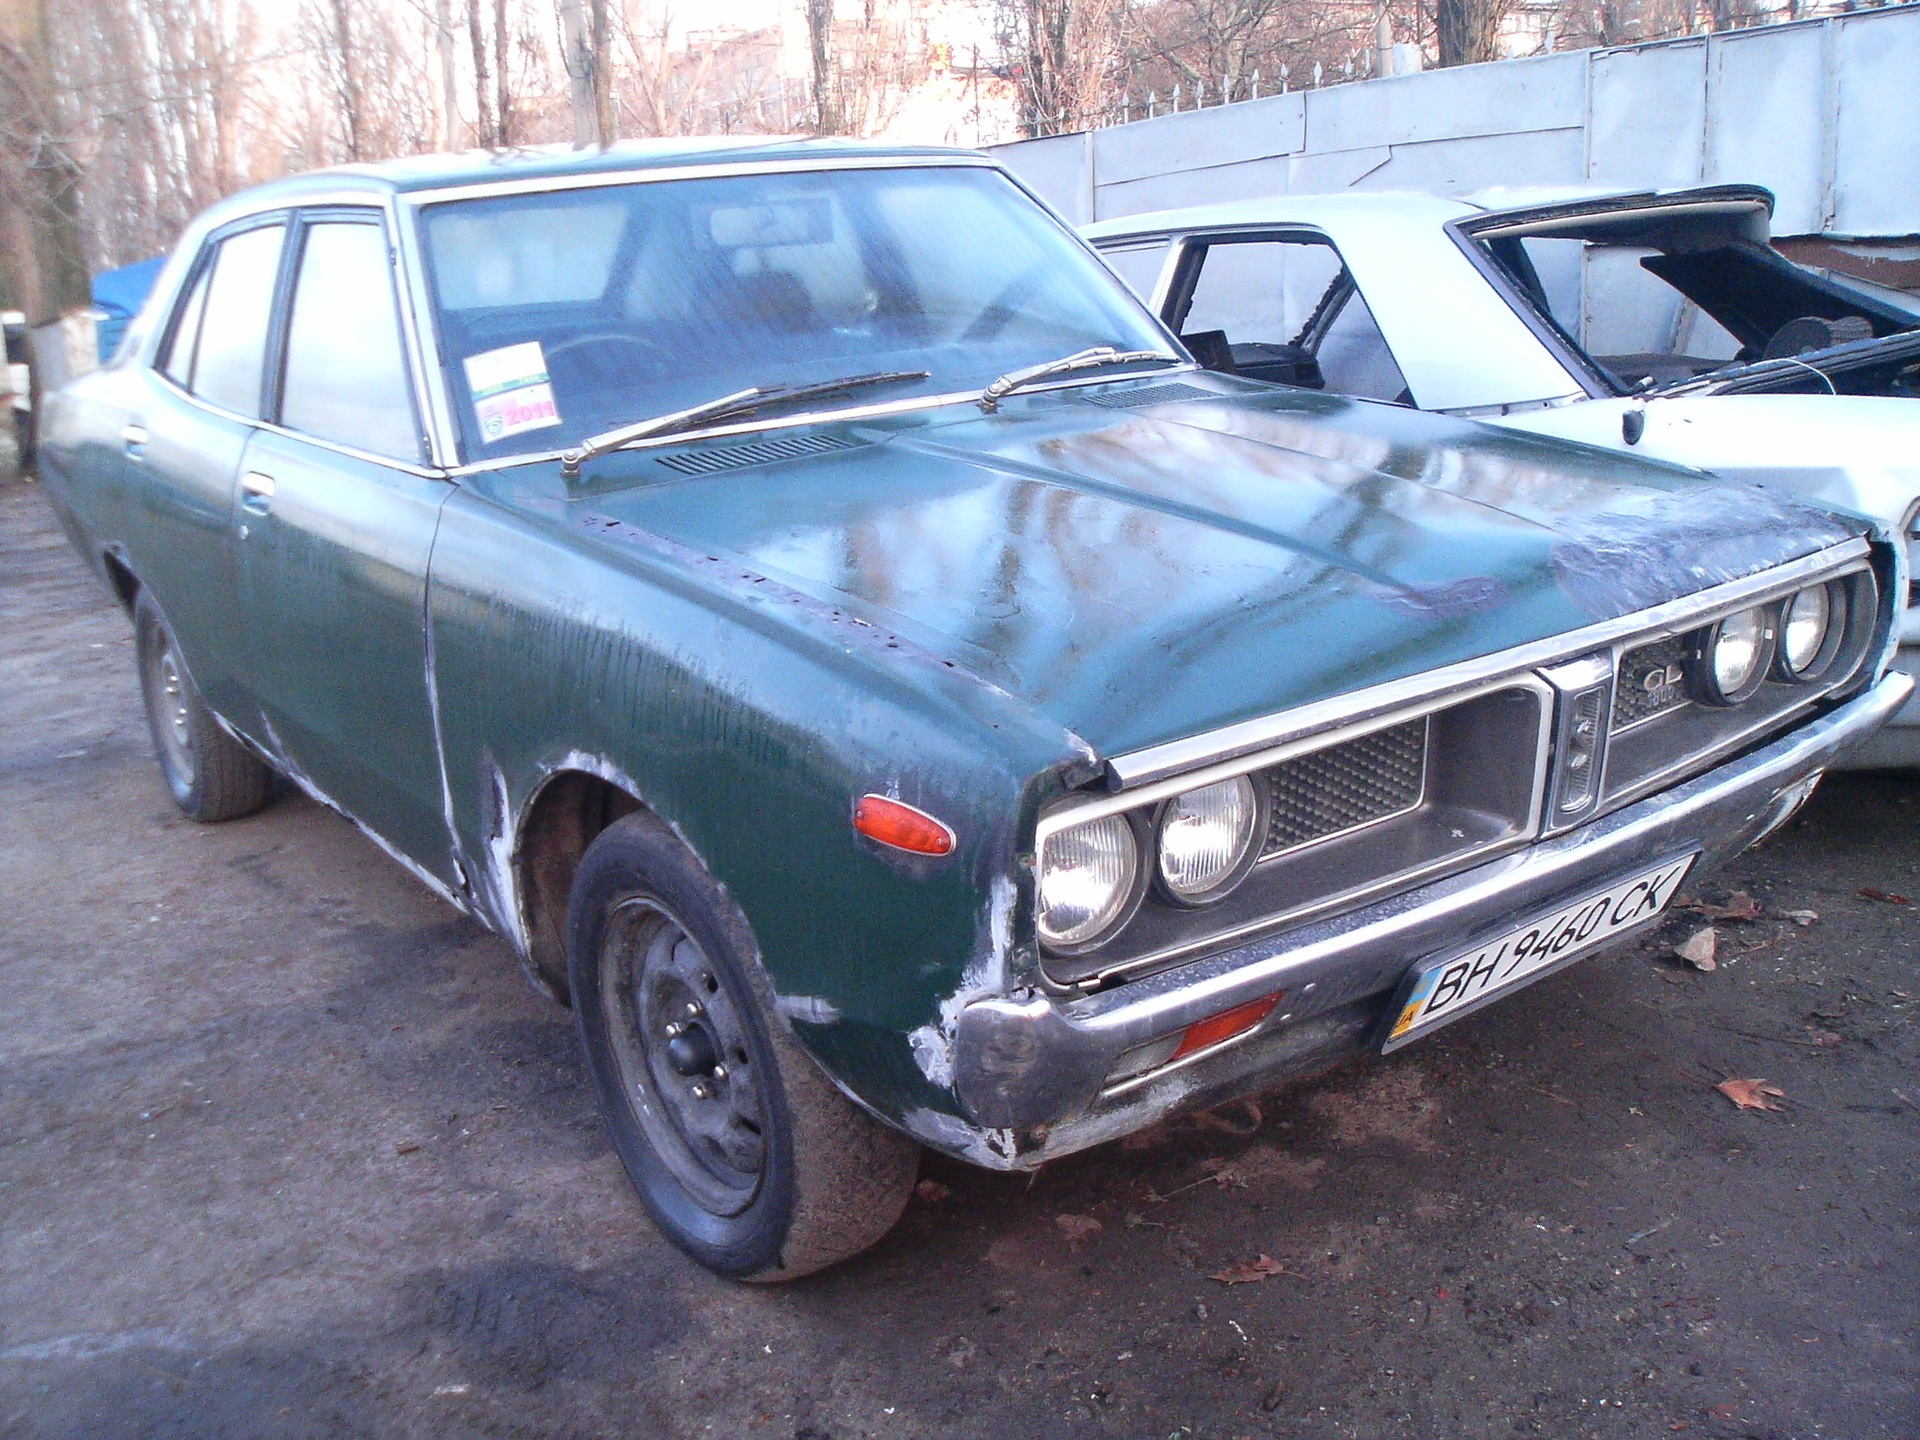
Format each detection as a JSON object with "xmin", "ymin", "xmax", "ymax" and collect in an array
[
  {"xmin": 599, "ymin": 897, "xmax": 766, "ymax": 1217},
  {"xmin": 144, "ymin": 628, "xmax": 196, "ymax": 788}
]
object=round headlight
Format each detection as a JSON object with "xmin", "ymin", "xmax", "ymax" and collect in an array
[
  {"xmin": 1155, "ymin": 775, "xmax": 1265, "ymax": 905},
  {"xmin": 1691, "ymin": 606, "xmax": 1774, "ymax": 705},
  {"xmin": 1776, "ymin": 581, "xmax": 1845, "ymax": 681},
  {"xmin": 1037, "ymin": 812, "xmax": 1142, "ymax": 950}
]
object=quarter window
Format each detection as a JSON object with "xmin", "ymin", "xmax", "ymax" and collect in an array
[
  {"xmin": 187, "ymin": 223, "xmax": 286, "ymax": 418},
  {"xmin": 159, "ymin": 265, "xmax": 211, "ymax": 388},
  {"xmin": 280, "ymin": 219, "xmax": 419, "ymax": 461}
]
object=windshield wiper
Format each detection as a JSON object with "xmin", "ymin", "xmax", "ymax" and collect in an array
[
  {"xmin": 560, "ymin": 369, "xmax": 930, "ymax": 478},
  {"xmin": 978, "ymin": 346, "xmax": 1180, "ymax": 412}
]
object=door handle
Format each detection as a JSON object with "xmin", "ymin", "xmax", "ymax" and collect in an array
[
  {"xmin": 240, "ymin": 471, "xmax": 276, "ymax": 515},
  {"xmin": 121, "ymin": 423, "xmax": 148, "ymax": 459}
]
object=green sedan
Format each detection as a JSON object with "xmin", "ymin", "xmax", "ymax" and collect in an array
[{"xmin": 36, "ymin": 140, "xmax": 1912, "ymax": 1280}]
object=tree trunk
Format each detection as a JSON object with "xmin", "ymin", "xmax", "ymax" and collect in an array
[
  {"xmin": 559, "ymin": 0, "xmax": 596, "ymax": 145},
  {"xmin": 468, "ymin": 0, "xmax": 496, "ymax": 146},
  {"xmin": 0, "ymin": 0, "xmax": 90, "ymax": 324},
  {"xmin": 493, "ymin": 0, "xmax": 512, "ymax": 147},
  {"xmin": 806, "ymin": 0, "xmax": 837, "ymax": 133},
  {"xmin": 1435, "ymin": 0, "xmax": 1501, "ymax": 67},
  {"xmin": 436, "ymin": 0, "xmax": 461, "ymax": 150}
]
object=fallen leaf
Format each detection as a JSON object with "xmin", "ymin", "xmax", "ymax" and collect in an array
[
  {"xmin": 1055, "ymin": 1213, "xmax": 1103, "ymax": 1243},
  {"xmin": 1804, "ymin": 1028, "xmax": 1843, "ymax": 1048},
  {"xmin": 1208, "ymin": 1253, "xmax": 1293, "ymax": 1285},
  {"xmin": 1780, "ymin": 909, "xmax": 1818, "ymax": 926},
  {"xmin": 394, "ymin": 1140, "xmax": 421, "ymax": 1155},
  {"xmin": 1716, "ymin": 1078, "xmax": 1785, "ymax": 1112},
  {"xmin": 1260, "ymin": 1379, "xmax": 1290, "ymax": 1411},
  {"xmin": 1674, "ymin": 928, "xmax": 1718, "ymax": 971},
  {"xmin": 1688, "ymin": 891, "xmax": 1761, "ymax": 922},
  {"xmin": 1857, "ymin": 886, "xmax": 1913, "ymax": 905},
  {"xmin": 915, "ymin": 1178, "xmax": 952, "ymax": 1203}
]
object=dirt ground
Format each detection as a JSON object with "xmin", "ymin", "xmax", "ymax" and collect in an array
[{"xmin": 2, "ymin": 452, "xmax": 1917, "ymax": 1440}]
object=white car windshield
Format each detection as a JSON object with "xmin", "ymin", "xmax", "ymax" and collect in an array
[{"xmin": 418, "ymin": 165, "xmax": 1173, "ymax": 460}]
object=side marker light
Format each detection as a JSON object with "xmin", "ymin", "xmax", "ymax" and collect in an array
[
  {"xmin": 853, "ymin": 794, "xmax": 956, "ymax": 856},
  {"xmin": 1170, "ymin": 992, "xmax": 1284, "ymax": 1062}
]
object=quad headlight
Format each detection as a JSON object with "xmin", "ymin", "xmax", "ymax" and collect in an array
[
  {"xmin": 1776, "ymin": 580, "xmax": 1846, "ymax": 682},
  {"xmin": 1037, "ymin": 812, "xmax": 1142, "ymax": 950},
  {"xmin": 1691, "ymin": 605, "xmax": 1775, "ymax": 705},
  {"xmin": 1154, "ymin": 775, "xmax": 1265, "ymax": 905}
]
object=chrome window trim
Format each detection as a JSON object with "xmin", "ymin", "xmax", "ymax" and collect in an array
[
  {"xmin": 1102, "ymin": 538, "xmax": 1874, "ymax": 792},
  {"xmin": 400, "ymin": 152, "xmax": 996, "ymax": 208},
  {"xmin": 149, "ymin": 371, "xmax": 449, "ymax": 482}
]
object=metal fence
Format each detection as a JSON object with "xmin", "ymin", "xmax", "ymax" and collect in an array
[{"xmin": 988, "ymin": 4, "xmax": 1920, "ymax": 240}]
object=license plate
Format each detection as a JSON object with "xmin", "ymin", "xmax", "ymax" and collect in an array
[{"xmin": 1381, "ymin": 853, "xmax": 1697, "ymax": 1052}]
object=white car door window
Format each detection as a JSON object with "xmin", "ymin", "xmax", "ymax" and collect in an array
[{"xmin": 1181, "ymin": 237, "xmax": 1409, "ymax": 403}]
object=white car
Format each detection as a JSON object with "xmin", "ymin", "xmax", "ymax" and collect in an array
[
  {"xmin": 1084, "ymin": 185, "xmax": 1920, "ymax": 767},
  {"xmin": 3, "ymin": 310, "xmax": 28, "ymax": 461}
]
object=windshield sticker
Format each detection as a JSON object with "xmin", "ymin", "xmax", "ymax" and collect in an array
[{"xmin": 464, "ymin": 341, "xmax": 561, "ymax": 443}]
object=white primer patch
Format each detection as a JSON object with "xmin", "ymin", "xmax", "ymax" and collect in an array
[
  {"xmin": 775, "ymin": 994, "xmax": 842, "ymax": 1025},
  {"xmin": 904, "ymin": 875, "xmax": 1019, "ymax": 1090},
  {"xmin": 899, "ymin": 1105, "xmax": 1024, "ymax": 1171}
]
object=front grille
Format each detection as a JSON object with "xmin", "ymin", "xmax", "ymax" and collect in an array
[
  {"xmin": 1080, "ymin": 382, "xmax": 1215, "ymax": 409},
  {"xmin": 1262, "ymin": 718, "xmax": 1427, "ymax": 856},
  {"xmin": 654, "ymin": 432, "xmax": 860, "ymax": 475},
  {"xmin": 1612, "ymin": 635, "xmax": 1692, "ymax": 730}
]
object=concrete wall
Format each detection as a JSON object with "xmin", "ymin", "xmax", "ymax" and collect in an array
[{"xmin": 989, "ymin": 4, "xmax": 1920, "ymax": 240}]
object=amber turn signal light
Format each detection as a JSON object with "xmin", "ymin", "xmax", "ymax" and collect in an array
[
  {"xmin": 853, "ymin": 794, "xmax": 956, "ymax": 856},
  {"xmin": 1169, "ymin": 992, "xmax": 1283, "ymax": 1061}
]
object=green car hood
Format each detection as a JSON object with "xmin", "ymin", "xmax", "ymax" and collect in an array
[{"xmin": 510, "ymin": 381, "xmax": 1862, "ymax": 761}]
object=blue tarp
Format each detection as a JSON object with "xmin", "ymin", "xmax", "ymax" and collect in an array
[{"xmin": 92, "ymin": 257, "xmax": 164, "ymax": 362}]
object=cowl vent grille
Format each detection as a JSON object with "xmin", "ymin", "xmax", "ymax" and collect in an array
[
  {"xmin": 1081, "ymin": 382, "xmax": 1216, "ymax": 409},
  {"xmin": 655, "ymin": 433, "xmax": 860, "ymax": 475}
]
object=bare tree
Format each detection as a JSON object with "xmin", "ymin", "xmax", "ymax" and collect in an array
[{"xmin": 993, "ymin": 0, "xmax": 1125, "ymax": 135}]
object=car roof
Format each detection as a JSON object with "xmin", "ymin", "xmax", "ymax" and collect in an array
[
  {"xmin": 1082, "ymin": 182, "xmax": 1777, "ymax": 242},
  {"xmin": 213, "ymin": 137, "xmax": 985, "ymax": 208}
]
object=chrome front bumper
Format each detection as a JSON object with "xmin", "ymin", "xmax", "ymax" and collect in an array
[
  {"xmin": 1836, "ymin": 643, "xmax": 1920, "ymax": 769},
  {"xmin": 952, "ymin": 672, "xmax": 1912, "ymax": 1166}
]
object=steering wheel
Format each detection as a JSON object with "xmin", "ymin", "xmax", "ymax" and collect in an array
[
  {"xmin": 544, "ymin": 331, "xmax": 669, "ymax": 389},
  {"xmin": 961, "ymin": 264, "xmax": 1048, "ymax": 342}
]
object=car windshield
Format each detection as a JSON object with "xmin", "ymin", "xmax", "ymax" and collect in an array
[{"xmin": 417, "ymin": 164, "xmax": 1173, "ymax": 461}]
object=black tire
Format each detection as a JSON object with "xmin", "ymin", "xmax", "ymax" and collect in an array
[
  {"xmin": 568, "ymin": 810, "xmax": 919, "ymax": 1281},
  {"xmin": 133, "ymin": 589, "xmax": 274, "ymax": 823}
]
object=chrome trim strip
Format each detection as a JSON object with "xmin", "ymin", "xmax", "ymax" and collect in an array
[
  {"xmin": 1103, "ymin": 539, "xmax": 1873, "ymax": 791},
  {"xmin": 1069, "ymin": 680, "xmax": 1555, "ymax": 987},
  {"xmin": 384, "ymin": 193, "xmax": 463, "ymax": 470},
  {"xmin": 401, "ymin": 152, "xmax": 995, "ymax": 208},
  {"xmin": 149, "ymin": 370, "xmax": 451, "ymax": 481}
]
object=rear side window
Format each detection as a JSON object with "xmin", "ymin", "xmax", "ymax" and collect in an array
[
  {"xmin": 178, "ymin": 223, "xmax": 286, "ymax": 417},
  {"xmin": 279, "ymin": 219, "xmax": 419, "ymax": 462}
]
